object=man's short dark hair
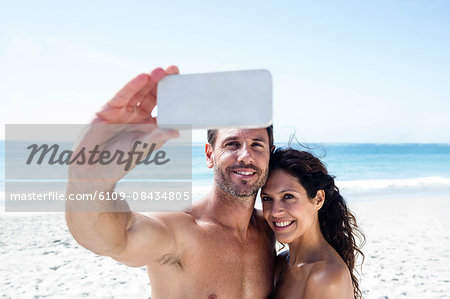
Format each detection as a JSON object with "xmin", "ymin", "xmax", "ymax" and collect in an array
[{"xmin": 207, "ymin": 125, "xmax": 274, "ymax": 150}]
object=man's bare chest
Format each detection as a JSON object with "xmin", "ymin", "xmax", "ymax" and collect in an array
[
  {"xmin": 147, "ymin": 223, "xmax": 275, "ymax": 298},
  {"xmin": 185, "ymin": 228, "xmax": 272, "ymax": 275},
  {"xmin": 181, "ymin": 227, "xmax": 274, "ymax": 297}
]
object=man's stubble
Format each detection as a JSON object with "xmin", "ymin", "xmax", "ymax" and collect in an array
[{"xmin": 214, "ymin": 163, "xmax": 268, "ymax": 199}]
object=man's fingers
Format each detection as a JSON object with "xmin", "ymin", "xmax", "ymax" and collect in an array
[
  {"xmin": 108, "ymin": 74, "xmax": 150, "ymax": 107},
  {"xmin": 165, "ymin": 65, "xmax": 179, "ymax": 75},
  {"xmin": 150, "ymin": 67, "xmax": 167, "ymax": 80},
  {"xmin": 129, "ymin": 66, "xmax": 178, "ymax": 117},
  {"xmin": 139, "ymin": 94, "xmax": 157, "ymax": 115},
  {"xmin": 127, "ymin": 79, "xmax": 155, "ymax": 108},
  {"xmin": 105, "ymin": 67, "xmax": 177, "ymax": 109},
  {"xmin": 95, "ymin": 66, "xmax": 179, "ymax": 124},
  {"xmin": 128, "ymin": 67, "xmax": 167, "ymax": 110},
  {"xmin": 151, "ymin": 66, "xmax": 179, "ymax": 99}
]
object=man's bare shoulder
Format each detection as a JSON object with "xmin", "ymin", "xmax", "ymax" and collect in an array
[
  {"xmin": 144, "ymin": 198, "xmax": 213, "ymax": 235},
  {"xmin": 145, "ymin": 210, "xmax": 198, "ymax": 233},
  {"xmin": 303, "ymin": 259, "xmax": 353, "ymax": 299}
]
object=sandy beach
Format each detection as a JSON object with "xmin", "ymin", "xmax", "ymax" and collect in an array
[
  {"xmin": 1, "ymin": 194, "xmax": 449, "ymax": 299},
  {"xmin": 350, "ymin": 195, "xmax": 450, "ymax": 298}
]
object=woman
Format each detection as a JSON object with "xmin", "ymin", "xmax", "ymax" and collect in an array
[{"xmin": 261, "ymin": 148, "xmax": 364, "ymax": 299}]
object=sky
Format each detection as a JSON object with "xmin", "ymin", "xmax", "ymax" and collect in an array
[{"xmin": 1, "ymin": 0, "xmax": 449, "ymax": 143}]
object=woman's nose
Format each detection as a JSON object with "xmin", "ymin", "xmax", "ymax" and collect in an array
[{"xmin": 271, "ymin": 200, "xmax": 285, "ymax": 218}]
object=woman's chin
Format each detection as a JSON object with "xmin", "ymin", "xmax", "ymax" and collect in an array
[
  {"xmin": 275, "ymin": 235, "xmax": 294, "ymax": 244},
  {"xmin": 272, "ymin": 222, "xmax": 297, "ymax": 244}
]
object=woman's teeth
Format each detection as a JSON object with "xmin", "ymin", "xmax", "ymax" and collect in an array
[{"xmin": 274, "ymin": 221, "xmax": 294, "ymax": 228}]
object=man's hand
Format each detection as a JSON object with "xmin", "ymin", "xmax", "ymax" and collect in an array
[
  {"xmin": 94, "ymin": 66, "xmax": 179, "ymax": 125},
  {"xmin": 68, "ymin": 66, "xmax": 180, "ymax": 188}
]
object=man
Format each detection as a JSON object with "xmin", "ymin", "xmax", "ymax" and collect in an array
[{"xmin": 66, "ymin": 66, "xmax": 276, "ymax": 298}]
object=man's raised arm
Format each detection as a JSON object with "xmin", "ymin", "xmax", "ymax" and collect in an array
[{"xmin": 65, "ymin": 66, "xmax": 180, "ymax": 267}]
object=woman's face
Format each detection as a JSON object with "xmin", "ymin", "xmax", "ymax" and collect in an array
[{"xmin": 261, "ymin": 170, "xmax": 320, "ymax": 244}]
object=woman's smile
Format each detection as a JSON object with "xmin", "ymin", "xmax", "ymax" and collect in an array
[{"xmin": 272, "ymin": 219, "xmax": 296, "ymax": 231}]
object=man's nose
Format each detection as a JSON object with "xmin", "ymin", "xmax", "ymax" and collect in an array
[{"xmin": 237, "ymin": 144, "xmax": 254, "ymax": 164}]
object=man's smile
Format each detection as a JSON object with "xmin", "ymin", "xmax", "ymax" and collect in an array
[{"xmin": 231, "ymin": 168, "xmax": 257, "ymax": 178}]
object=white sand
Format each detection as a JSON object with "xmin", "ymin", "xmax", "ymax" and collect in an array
[
  {"xmin": 1, "ymin": 194, "xmax": 449, "ymax": 298},
  {"xmin": 350, "ymin": 195, "xmax": 450, "ymax": 298},
  {"xmin": 0, "ymin": 212, "xmax": 150, "ymax": 298}
]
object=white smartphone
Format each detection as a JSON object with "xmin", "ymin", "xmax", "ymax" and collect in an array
[{"xmin": 157, "ymin": 69, "xmax": 272, "ymax": 129}]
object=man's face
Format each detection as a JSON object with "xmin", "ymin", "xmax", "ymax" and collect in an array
[{"xmin": 206, "ymin": 128, "xmax": 271, "ymax": 198}]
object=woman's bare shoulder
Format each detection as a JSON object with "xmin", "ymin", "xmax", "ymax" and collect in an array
[{"xmin": 303, "ymin": 260, "xmax": 353, "ymax": 299}]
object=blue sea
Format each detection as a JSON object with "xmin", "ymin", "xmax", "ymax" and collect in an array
[
  {"xmin": 2, "ymin": 141, "xmax": 450, "ymax": 204},
  {"xmin": 192, "ymin": 143, "xmax": 450, "ymax": 202}
]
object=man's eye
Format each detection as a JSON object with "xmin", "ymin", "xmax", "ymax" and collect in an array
[
  {"xmin": 226, "ymin": 142, "xmax": 239, "ymax": 147},
  {"xmin": 261, "ymin": 196, "xmax": 272, "ymax": 202},
  {"xmin": 252, "ymin": 143, "xmax": 264, "ymax": 148}
]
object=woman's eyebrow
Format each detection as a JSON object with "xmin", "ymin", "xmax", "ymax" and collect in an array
[
  {"xmin": 261, "ymin": 189, "xmax": 298, "ymax": 196},
  {"xmin": 274, "ymin": 189, "xmax": 298, "ymax": 195}
]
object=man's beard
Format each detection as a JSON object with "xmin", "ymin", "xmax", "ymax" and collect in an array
[{"xmin": 214, "ymin": 163, "xmax": 268, "ymax": 198}]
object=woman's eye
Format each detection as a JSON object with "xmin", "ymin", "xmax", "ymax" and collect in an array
[
  {"xmin": 283, "ymin": 194, "xmax": 294, "ymax": 200},
  {"xmin": 261, "ymin": 196, "xmax": 272, "ymax": 202}
]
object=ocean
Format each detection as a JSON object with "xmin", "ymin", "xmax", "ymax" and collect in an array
[
  {"xmin": 2, "ymin": 141, "xmax": 450, "ymax": 205},
  {"xmin": 193, "ymin": 143, "xmax": 450, "ymax": 203}
]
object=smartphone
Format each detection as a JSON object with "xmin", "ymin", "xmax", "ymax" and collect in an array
[{"xmin": 157, "ymin": 69, "xmax": 272, "ymax": 129}]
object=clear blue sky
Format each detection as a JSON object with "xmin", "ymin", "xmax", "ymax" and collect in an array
[{"xmin": 1, "ymin": 0, "xmax": 449, "ymax": 143}]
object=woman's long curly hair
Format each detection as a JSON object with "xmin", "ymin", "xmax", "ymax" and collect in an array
[{"xmin": 269, "ymin": 147, "xmax": 365, "ymax": 299}]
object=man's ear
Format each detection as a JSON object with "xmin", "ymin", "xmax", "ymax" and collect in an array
[
  {"xmin": 271, "ymin": 145, "xmax": 275, "ymax": 153},
  {"xmin": 314, "ymin": 190, "xmax": 325, "ymax": 210},
  {"xmin": 205, "ymin": 143, "xmax": 214, "ymax": 169}
]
